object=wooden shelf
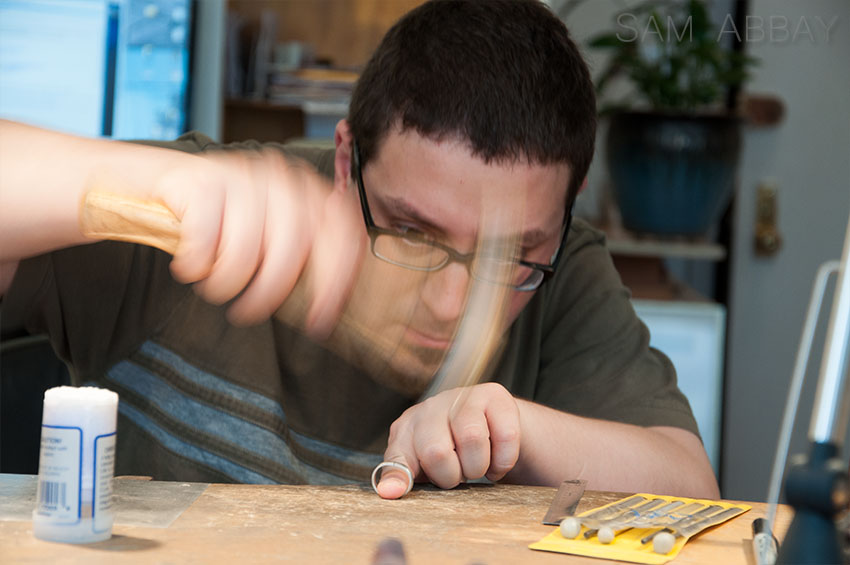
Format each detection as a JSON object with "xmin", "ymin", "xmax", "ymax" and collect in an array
[
  {"xmin": 592, "ymin": 220, "xmax": 727, "ymax": 261},
  {"xmin": 606, "ymin": 237, "xmax": 726, "ymax": 261},
  {"xmin": 223, "ymin": 99, "xmax": 304, "ymax": 143},
  {"xmin": 611, "ymin": 255, "xmax": 714, "ymax": 302},
  {"xmin": 224, "ymin": 0, "xmax": 424, "ymax": 142},
  {"xmin": 225, "ymin": 98, "xmax": 300, "ymax": 111},
  {"xmin": 587, "ymin": 216, "xmax": 727, "ymax": 302}
]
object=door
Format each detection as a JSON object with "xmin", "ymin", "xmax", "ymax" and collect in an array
[{"xmin": 723, "ymin": 0, "xmax": 850, "ymax": 500}]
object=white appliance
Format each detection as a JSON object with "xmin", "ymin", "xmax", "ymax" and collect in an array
[{"xmin": 633, "ymin": 299, "xmax": 726, "ymax": 474}]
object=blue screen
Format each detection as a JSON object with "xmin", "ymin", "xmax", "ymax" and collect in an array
[{"xmin": 0, "ymin": 0, "xmax": 192, "ymax": 140}]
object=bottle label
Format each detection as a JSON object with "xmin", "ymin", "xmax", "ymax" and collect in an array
[
  {"xmin": 93, "ymin": 432, "xmax": 116, "ymax": 532},
  {"xmin": 35, "ymin": 425, "xmax": 82, "ymax": 524}
]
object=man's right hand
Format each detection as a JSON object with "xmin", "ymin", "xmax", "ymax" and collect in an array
[
  {"xmin": 149, "ymin": 149, "xmax": 366, "ymax": 337},
  {"xmin": 0, "ymin": 120, "xmax": 366, "ymax": 336}
]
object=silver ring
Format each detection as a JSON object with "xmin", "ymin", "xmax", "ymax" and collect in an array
[{"xmin": 371, "ymin": 461, "xmax": 414, "ymax": 496}]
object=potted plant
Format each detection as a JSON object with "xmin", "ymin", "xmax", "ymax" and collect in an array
[{"xmin": 586, "ymin": 0, "xmax": 757, "ymax": 236}]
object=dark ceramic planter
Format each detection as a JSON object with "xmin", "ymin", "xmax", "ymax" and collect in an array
[{"xmin": 606, "ymin": 111, "xmax": 741, "ymax": 236}]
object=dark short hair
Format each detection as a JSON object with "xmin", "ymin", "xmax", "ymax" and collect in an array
[{"xmin": 348, "ymin": 0, "xmax": 596, "ymax": 202}]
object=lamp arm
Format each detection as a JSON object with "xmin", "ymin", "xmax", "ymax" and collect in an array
[
  {"xmin": 765, "ymin": 259, "xmax": 839, "ymax": 531},
  {"xmin": 811, "ymin": 211, "xmax": 850, "ymax": 445}
]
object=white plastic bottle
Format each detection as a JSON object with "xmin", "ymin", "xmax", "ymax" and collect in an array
[{"xmin": 32, "ymin": 386, "xmax": 119, "ymax": 543}]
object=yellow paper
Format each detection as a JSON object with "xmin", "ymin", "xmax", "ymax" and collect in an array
[{"xmin": 529, "ymin": 493, "xmax": 750, "ymax": 565}]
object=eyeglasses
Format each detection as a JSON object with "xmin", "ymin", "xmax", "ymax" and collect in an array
[{"xmin": 352, "ymin": 140, "xmax": 572, "ymax": 291}]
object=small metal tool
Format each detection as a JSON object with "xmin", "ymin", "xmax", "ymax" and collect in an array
[
  {"xmin": 599, "ymin": 500, "xmax": 687, "ymax": 536},
  {"xmin": 675, "ymin": 506, "xmax": 745, "ymax": 537},
  {"xmin": 581, "ymin": 495, "xmax": 646, "ymax": 522},
  {"xmin": 542, "ymin": 479, "xmax": 587, "ymax": 525},
  {"xmin": 583, "ymin": 498, "xmax": 666, "ymax": 539},
  {"xmin": 640, "ymin": 504, "xmax": 723, "ymax": 544}
]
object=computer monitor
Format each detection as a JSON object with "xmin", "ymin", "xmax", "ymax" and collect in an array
[{"xmin": 0, "ymin": 0, "xmax": 193, "ymax": 140}]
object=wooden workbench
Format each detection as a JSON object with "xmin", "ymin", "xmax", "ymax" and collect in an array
[{"xmin": 1, "ymin": 480, "xmax": 791, "ymax": 564}]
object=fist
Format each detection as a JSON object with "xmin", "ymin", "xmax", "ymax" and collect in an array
[{"xmin": 376, "ymin": 382, "xmax": 521, "ymax": 499}]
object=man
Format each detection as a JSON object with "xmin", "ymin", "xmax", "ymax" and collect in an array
[{"xmin": 0, "ymin": 0, "xmax": 719, "ymax": 499}]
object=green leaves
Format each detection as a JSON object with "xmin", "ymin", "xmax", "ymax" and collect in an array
[{"xmin": 587, "ymin": 0, "xmax": 757, "ymax": 113}]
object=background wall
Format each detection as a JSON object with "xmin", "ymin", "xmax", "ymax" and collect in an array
[
  {"xmin": 723, "ymin": 0, "xmax": 850, "ymax": 501},
  {"xmin": 555, "ymin": 0, "xmax": 850, "ymax": 501}
]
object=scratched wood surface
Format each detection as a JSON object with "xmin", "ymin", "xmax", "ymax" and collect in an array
[{"xmin": 1, "ymin": 482, "xmax": 791, "ymax": 564}]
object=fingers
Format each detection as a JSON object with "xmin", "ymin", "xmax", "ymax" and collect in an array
[
  {"xmin": 303, "ymin": 177, "xmax": 365, "ymax": 339},
  {"xmin": 413, "ymin": 412, "xmax": 464, "ymax": 489},
  {"xmin": 379, "ymin": 384, "xmax": 521, "ymax": 498},
  {"xmin": 226, "ymin": 154, "xmax": 310, "ymax": 324},
  {"xmin": 372, "ymin": 462, "xmax": 414, "ymax": 500},
  {"xmin": 450, "ymin": 401, "xmax": 491, "ymax": 480},
  {"xmin": 450, "ymin": 383, "xmax": 520, "ymax": 482},
  {"xmin": 193, "ymin": 154, "xmax": 267, "ymax": 304},
  {"xmin": 154, "ymin": 162, "xmax": 224, "ymax": 285},
  {"xmin": 152, "ymin": 149, "xmax": 362, "ymax": 330},
  {"xmin": 480, "ymin": 384, "xmax": 521, "ymax": 481},
  {"xmin": 155, "ymin": 152, "xmax": 267, "ymax": 304},
  {"xmin": 375, "ymin": 468, "xmax": 413, "ymax": 500},
  {"xmin": 226, "ymin": 153, "xmax": 364, "ymax": 330},
  {"xmin": 377, "ymin": 417, "xmax": 422, "ymax": 500}
]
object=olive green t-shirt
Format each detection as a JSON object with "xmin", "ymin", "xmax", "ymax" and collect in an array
[{"xmin": 2, "ymin": 132, "xmax": 698, "ymax": 484}]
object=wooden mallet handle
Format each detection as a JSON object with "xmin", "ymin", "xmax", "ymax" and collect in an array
[{"xmin": 80, "ymin": 191, "xmax": 181, "ymax": 254}]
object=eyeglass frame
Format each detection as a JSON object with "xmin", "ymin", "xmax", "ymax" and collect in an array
[{"xmin": 351, "ymin": 139, "xmax": 573, "ymax": 291}]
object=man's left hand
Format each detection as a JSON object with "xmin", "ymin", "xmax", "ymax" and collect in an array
[{"xmin": 375, "ymin": 382, "xmax": 521, "ymax": 499}]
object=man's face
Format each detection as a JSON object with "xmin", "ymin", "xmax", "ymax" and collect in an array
[{"xmin": 341, "ymin": 128, "xmax": 570, "ymax": 395}]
